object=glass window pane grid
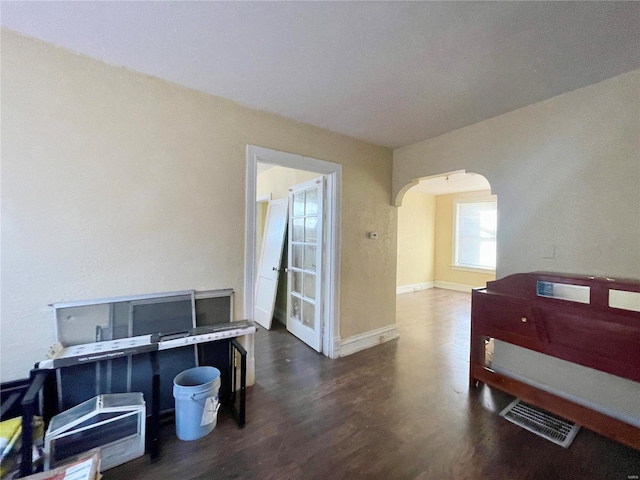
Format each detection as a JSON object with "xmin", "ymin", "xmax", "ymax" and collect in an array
[
  {"xmin": 288, "ymin": 282, "xmax": 316, "ymax": 305},
  {"xmin": 292, "ymin": 218, "xmax": 304, "ymax": 242},
  {"xmin": 289, "ymin": 185, "xmax": 321, "ymax": 332},
  {"xmin": 303, "ymin": 272, "xmax": 316, "ymax": 300},
  {"xmin": 291, "ymin": 240, "xmax": 317, "ymax": 247},
  {"xmin": 304, "ymin": 245, "xmax": 316, "ymax": 271},
  {"xmin": 305, "ymin": 192, "xmax": 318, "ymax": 215},
  {"xmin": 290, "ymin": 265, "xmax": 316, "ymax": 275},
  {"xmin": 304, "ymin": 217, "xmax": 317, "ymax": 242},
  {"xmin": 291, "ymin": 240, "xmax": 319, "ymax": 275},
  {"xmin": 291, "ymin": 270, "xmax": 302, "ymax": 295},
  {"xmin": 302, "ymin": 300, "xmax": 315, "ymax": 329},
  {"xmin": 293, "ymin": 191, "xmax": 305, "ymax": 217},
  {"xmin": 290, "ymin": 296, "xmax": 302, "ymax": 323},
  {"xmin": 291, "ymin": 212, "xmax": 319, "ymax": 244},
  {"xmin": 292, "ymin": 244, "xmax": 303, "ymax": 269}
]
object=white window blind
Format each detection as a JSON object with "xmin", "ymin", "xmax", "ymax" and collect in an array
[{"xmin": 454, "ymin": 199, "xmax": 497, "ymax": 270}]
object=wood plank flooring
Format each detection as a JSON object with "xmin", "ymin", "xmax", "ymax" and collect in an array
[{"xmin": 107, "ymin": 288, "xmax": 639, "ymax": 479}]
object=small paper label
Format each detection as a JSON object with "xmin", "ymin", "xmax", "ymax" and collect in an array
[
  {"xmin": 200, "ymin": 396, "xmax": 218, "ymax": 426},
  {"xmin": 63, "ymin": 458, "xmax": 94, "ymax": 480}
]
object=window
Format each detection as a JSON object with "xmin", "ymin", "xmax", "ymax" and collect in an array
[{"xmin": 454, "ymin": 198, "xmax": 497, "ymax": 270}]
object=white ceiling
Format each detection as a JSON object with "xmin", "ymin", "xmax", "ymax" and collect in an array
[{"xmin": 2, "ymin": 1, "xmax": 639, "ymax": 149}]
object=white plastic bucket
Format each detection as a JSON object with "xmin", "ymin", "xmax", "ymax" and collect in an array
[{"xmin": 173, "ymin": 366, "xmax": 221, "ymax": 441}]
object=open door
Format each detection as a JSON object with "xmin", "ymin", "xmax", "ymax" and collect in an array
[
  {"xmin": 254, "ymin": 198, "xmax": 288, "ymax": 329},
  {"xmin": 287, "ymin": 176, "xmax": 324, "ymax": 351}
]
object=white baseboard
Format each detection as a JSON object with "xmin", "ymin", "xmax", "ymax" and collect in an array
[
  {"xmin": 434, "ymin": 281, "xmax": 475, "ymax": 293},
  {"xmin": 396, "ymin": 282, "xmax": 435, "ymax": 295},
  {"xmin": 339, "ymin": 324, "xmax": 399, "ymax": 357},
  {"xmin": 330, "ymin": 336, "xmax": 341, "ymax": 359}
]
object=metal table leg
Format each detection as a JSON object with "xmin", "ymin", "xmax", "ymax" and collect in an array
[
  {"xmin": 149, "ymin": 350, "xmax": 160, "ymax": 462},
  {"xmin": 19, "ymin": 370, "xmax": 54, "ymax": 478},
  {"xmin": 230, "ymin": 339, "xmax": 246, "ymax": 427}
]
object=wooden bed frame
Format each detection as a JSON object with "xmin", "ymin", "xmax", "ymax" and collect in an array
[{"xmin": 469, "ymin": 272, "xmax": 640, "ymax": 450}]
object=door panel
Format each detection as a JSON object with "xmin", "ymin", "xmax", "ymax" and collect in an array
[
  {"xmin": 287, "ymin": 177, "xmax": 324, "ymax": 351},
  {"xmin": 254, "ymin": 198, "xmax": 288, "ymax": 329}
]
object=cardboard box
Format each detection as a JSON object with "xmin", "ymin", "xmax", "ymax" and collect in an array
[{"xmin": 22, "ymin": 449, "xmax": 101, "ymax": 480}]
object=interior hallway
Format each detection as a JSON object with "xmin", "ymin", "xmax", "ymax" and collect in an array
[{"xmin": 108, "ymin": 289, "xmax": 639, "ymax": 479}]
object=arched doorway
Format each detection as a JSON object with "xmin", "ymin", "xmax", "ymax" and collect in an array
[{"xmin": 396, "ymin": 171, "xmax": 496, "ymax": 295}]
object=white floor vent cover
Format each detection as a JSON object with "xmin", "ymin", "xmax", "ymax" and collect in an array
[{"xmin": 499, "ymin": 399, "xmax": 581, "ymax": 448}]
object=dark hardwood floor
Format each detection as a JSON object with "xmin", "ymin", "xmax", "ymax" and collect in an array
[{"xmin": 107, "ymin": 289, "xmax": 639, "ymax": 479}]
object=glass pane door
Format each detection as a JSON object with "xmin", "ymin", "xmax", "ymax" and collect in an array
[{"xmin": 287, "ymin": 176, "xmax": 324, "ymax": 352}]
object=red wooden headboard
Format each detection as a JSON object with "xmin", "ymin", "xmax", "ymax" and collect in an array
[
  {"xmin": 474, "ymin": 272, "xmax": 640, "ymax": 382},
  {"xmin": 469, "ymin": 272, "xmax": 640, "ymax": 450}
]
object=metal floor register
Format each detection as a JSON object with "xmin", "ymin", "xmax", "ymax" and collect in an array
[{"xmin": 499, "ymin": 398, "xmax": 581, "ymax": 448}]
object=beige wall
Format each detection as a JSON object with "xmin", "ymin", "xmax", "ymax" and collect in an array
[
  {"xmin": 257, "ymin": 166, "xmax": 319, "ymax": 200},
  {"xmin": 434, "ymin": 190, "xmax": 496, "ymax": 288},
  {"xmin": 0, "ymin": 30, "xmax": 396, "ymax": 381},
  {"xmin": 393, "ymin": 70, "xmax": 640, "ymax": 423},
  {"xmin": 396, "ymin": 190, "xmax": 436, "ymax": 288},
  {"xmin": 394, "ymin": 69, "xmax": 640, "ymax": 281}
]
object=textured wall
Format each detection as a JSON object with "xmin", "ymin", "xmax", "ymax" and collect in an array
[
  {"xmin": 1, "ymin": 30, "xmax": 396, "ymax": 381},
  {"xmin": 393, "ymin": 69, "xmax": 640, "ymax": 424},
  {"xmin": 394, "ymin": 70, "xmax": 640, "ymax": 281},
  {"xmin": 396, "ymin": 190, "xmax": 435, "ymax": 288}
]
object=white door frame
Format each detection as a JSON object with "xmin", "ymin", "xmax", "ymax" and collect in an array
[{"xmin": 245, "ymin": 145, "xmax": 341, "ymax": 359}]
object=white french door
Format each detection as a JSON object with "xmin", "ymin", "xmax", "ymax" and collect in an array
[{"xmin": 287, "ymin": 176, "xmax": 324, "ymax": 352}]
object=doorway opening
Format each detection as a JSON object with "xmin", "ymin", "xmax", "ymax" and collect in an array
[
  {"xmin": 245, "ymin": 146, "xmax": 342, "ymax": 362},
  {"xmin": 396, "ymin": 170, "xmax": 498, "ymax": 374},
  {"xmin": 396, "ymin": 170, "xmax": 496, "ymax": 295}
]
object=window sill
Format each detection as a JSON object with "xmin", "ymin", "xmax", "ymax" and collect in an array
[{"xmin": 451, "ymin": 265, "xmax": 496, "ymax": 274}]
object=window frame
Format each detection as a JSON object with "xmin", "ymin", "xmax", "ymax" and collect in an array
[{"xmin": 452, "ymin": 196, "xmax": 497, "ymax": 273}]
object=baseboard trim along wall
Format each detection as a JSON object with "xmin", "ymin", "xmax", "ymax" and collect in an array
[
  {"xmin": 396, "ymin": 282, "xmax": 435, "ymax": 295},
  {"xmin": 339, "ymin": 324, "xmax": 399, "ymax": 357},
  {"xmin": 433, "ymin": 281, "xmax": 475, "ymax": 293}
]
